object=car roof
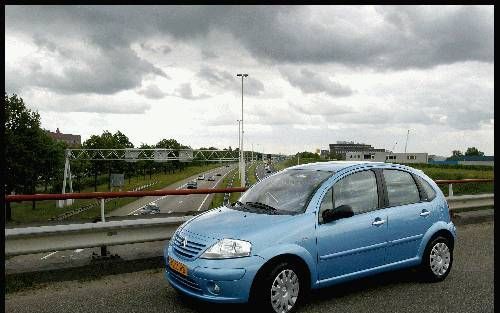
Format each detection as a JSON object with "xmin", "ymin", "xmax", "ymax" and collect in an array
[{"xmin": 286, "ymin": 161, "xmax": 391, "ymax": 173}]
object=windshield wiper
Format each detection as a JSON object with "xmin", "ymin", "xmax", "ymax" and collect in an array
[{"xmin": 245, "ymin": 201, "xmax": 278, "ymax": 213}]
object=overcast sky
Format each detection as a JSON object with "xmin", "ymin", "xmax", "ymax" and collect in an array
[{"xmin": 5, "ymin": 5, "xmax": 494, "ymax": 156}]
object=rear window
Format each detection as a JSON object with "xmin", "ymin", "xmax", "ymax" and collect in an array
[
  {"xmin": 415, "ymin": 175, "xmax": 437, "ymax": 201},
  {"xmin": 383, "ymin": 170, "xmax": 420, "ymax": 206}
]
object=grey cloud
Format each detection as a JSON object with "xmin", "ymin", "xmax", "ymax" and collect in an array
[
  {"xmin": 281, "ymin": 68, "xmax": 353, "ymax": 97},
  {"xmin": 172, "ymin": 83, "xmax": 210, "ymax": 100},
  {"xmin": 289, "ymin": 100, "xmax": 352, "ymax": 116},
  {"xmin": 6, "ymin": 6, "xmax": 492, "ymax": 78},
  {"xmin": 30, "ymin": 46, "xmax": 168, "ymax": 95},
  {"xmin": 137, "ymin": 84, "xmax": 167, "ymax": 99},
  {"xmin": 140, "ymin": 42, "xmax": 172, "ymax": 54},
  {"xmin": 201, "ymin": 50, "xmax": 218, "ymax": 59},
  {"xmin": 32, "ymin": 96, "xmax": 151, "ymax": 114},
  {"xmin": 198, "ymin": 66, "xmax": 266, "ymax": 96}
]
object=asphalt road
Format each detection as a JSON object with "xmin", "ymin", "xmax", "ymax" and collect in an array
[
  {"xmin": 5, "ymin": 221, "xmax": 493, "ymax": 313},
  {"xmin": 110, "ymin": 164, "xmax": 237, "ymax": 216},
  {"xmin": 255, "ymin": 162, "xmax": 276, "ymax": 182}
]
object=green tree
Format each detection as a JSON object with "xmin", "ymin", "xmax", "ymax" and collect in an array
[
  {"xmin": 82, "ymin": 130, "xmax": 134, "ymax": 191},
  {"xmin": 465, "ymin": 147, "xmax": 484, "ymax": 156},
  {"xmin": 5, "ymin": 93, "xmax": 65, "ymax": 219},
  {"xmin": 452, "ymin": 150, "xmax": 463, "ymax": 157}
]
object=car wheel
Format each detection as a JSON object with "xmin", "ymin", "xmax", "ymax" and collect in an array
[
  {"xmin": 420, "ymin": 236, "xmax": 453, "ymax": 282},
  {"xmin": 252, "ymin": 262, "xmax": 304, "ymax": 313}
]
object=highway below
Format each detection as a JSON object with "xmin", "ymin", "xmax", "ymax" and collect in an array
[
  {"xmin": 6, "ymin": 221, "xmax": 494, "ymax": 313},
  {"xmin": 5, "ymin": 164, "xmax": 239, "ymax": 274}
]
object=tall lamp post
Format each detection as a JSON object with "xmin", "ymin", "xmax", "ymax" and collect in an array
[
  {"xmin": 237, "ymin": 119, "xmax": 241, "ymax": 170},
  {"xmin": 236, "ymin": 73, "xmax": 248, "ymax": 187}
]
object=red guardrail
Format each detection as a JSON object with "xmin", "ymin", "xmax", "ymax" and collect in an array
[
  {"xmin": 4, "ymin": 179, "xmax": 493, "ymax": 202},
  {"xmin": 4, "ymin": 187, "xmax": 248, "ymax": 202}
]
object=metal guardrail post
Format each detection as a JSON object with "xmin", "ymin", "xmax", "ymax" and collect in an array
[
  {"xmin": 99, "ymin": 198, "xmax": 108, "ymax": 257},
  {"xmin": 449, "ymin": 183, "xmax": 453, "ymax": 197}
]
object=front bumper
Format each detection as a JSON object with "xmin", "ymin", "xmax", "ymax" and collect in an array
[{"xmin": 164, "ymin": 244, "xmax": 265, "ymax": 303}]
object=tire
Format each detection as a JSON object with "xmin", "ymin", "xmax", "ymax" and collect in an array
[
  {"xmin": 251, "ymin": 262, "xmax": 306, "ymax": 313},
  {"xmin": 420, "ymin": 236, "xmax": 453, "ymax": 282}
]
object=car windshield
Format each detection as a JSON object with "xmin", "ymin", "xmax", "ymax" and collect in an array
[{"xmin": 234, "ymin": 169, "xmax": 332, "ymax": 214}]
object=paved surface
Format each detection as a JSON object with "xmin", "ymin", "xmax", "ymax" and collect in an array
[
  {"xmin": 5, "ymin": 165, "xmax": 237, "ymax": 275},
  {"xmin": 255, "ymin": 162, "xmax": 276, "ymax": 181},
  {"xmin": 5, "ymin": 221, "xmax": 494, "ymax": 313}
]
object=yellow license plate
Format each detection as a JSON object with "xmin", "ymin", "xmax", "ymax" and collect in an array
[{"xmin": 169, "ymin": 258, "xmax": 188, "ymax": 276}]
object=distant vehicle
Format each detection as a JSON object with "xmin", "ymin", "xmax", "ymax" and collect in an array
[
  {"xmin": 216, "ymin": 173, "xmax": 222, "ymax": 176},
  {"xmin": 197, "ymin": 174, "xmax": 205, "ymax": 180},
  {"xmin": 186, "ymin": 180, "xmax": 197, "ymax": 189},
  {"xmin": 266, "ymin": 169, "xmax": 272, "ymax": 174},
  {"xmin": 207, "ymin": 176, "xmax": 215, "ymax": 181},
  {"xmin": 140, "ymin": 203, "xmax": 160, "ymax": 215},
  {"xmin": 226, "ymin": 165, "xmax": 230, "ymax": 167}
]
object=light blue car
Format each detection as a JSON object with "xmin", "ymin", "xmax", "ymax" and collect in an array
[{"xmin": 164, "ymin": 161, "xmax": 456, "ymax": 313}]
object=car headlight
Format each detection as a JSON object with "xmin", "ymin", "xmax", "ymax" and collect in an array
[{"xmin": 201, "ymin": 239, "xmax": 252, "ymax": 259}]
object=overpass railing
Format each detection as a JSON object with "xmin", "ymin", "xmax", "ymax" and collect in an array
[{"xmin": 4, "ymin": 179, "xmax": 493, "ymax": 257}]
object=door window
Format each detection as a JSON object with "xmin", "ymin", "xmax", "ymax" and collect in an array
[
  {"xmin": 383, "ymin": 170, "xmax": 420, "ymax": 206},
  {"xmin": 333, "ymin": 170, "xmax": 379, "ymax": 215},
  {"xmin": 318, "ymin": 188, "xmax": 333, "ymax": 223}
]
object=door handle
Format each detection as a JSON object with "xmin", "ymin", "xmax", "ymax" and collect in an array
[
  {"xmin": 372, "ymin": 218, "xmax": 385, "ymax": 226},
  {"xmin": 420, "ymin": 210, "xmax": 431, "ymax": 217}
]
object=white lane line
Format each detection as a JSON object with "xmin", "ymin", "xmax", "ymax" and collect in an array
[
  {"xmin": 41, "ymin": 251, "xmax": 58, "ymax": 260},
  {"xmin": 197, "ymin": 167, "xmax": 233, "ymax": 211}
]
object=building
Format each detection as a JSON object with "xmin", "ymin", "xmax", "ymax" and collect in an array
[
  {"xmin": 346, "ymin": 151, "xmax": 428, "ymax": 164},
  {"xmin": 329, "ymin": 141, "xmax": 386, "ymax": 156},
  {"xmin": 46, "ymin": 128, "xmax": 81, "ymax": 147}
]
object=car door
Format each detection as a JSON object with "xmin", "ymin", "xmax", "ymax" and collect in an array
[
  {"xmin": 382, "ymin": 169, "xmax": 438, "ymax": 264},
  {"xmin": 316, "ymin": 169, "xmax": 388, "ymax": 281}
]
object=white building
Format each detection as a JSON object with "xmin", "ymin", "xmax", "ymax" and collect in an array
[{"xmin": 346, "ymin": 151, "xmax": 428, "ymax": 164}]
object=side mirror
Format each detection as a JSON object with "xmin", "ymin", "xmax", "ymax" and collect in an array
[{"xmin": 322, "ymin": 205, "xmax": 354, "ymax": 223}]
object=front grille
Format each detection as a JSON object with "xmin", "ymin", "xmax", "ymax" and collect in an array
[
  {"xmin": 168, "ymin": 269, "xmax": 202, "ymax": 293},
  {"xmin": 172, "ymin": 233, "xmax": 207, "ymax": 259}
]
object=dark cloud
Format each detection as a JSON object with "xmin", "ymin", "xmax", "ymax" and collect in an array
[
  {"xmin": 280, "ymin": 68, "xmax": 353, "ymax": 97},
  {"xmin": 6, "ymin": 6, "xmax": 492, "ymax": 74}
]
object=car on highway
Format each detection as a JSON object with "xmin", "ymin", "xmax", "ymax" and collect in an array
[
  {"xmin": 139, "ymin": 203, "xmax": 160, "ymax": 215},
  {"xmin": 216, "ymin": 173, "xmax": 222, "ymax": 176},
  {"xmin": 207, "ymin": 176, "xmax": 215, "ymax": 181},
  {"xmin": 197, "ymin": 174, "xmax": 205, "ymax": 180},
  {"xmin": 164, "ymin": 161, "xmax": 456, "ymax": 313},
  {"xmin": 266, "ymin": 169, "xmax": 272, "ymax": 174},
  {"xmin": 186, "ymin": 180, "xmax": 198, "ymax": 189}
]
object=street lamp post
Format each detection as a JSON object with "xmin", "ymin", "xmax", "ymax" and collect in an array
[
  {"xmin": 237, "ymin": 119, "xmax": 241, "ymax": 173},
  {"xmin": 236, "ymin": 73, "xmax": 248, "ymax": 187}
]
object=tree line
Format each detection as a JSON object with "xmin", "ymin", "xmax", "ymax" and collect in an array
[{"xmin": 4, "ymin": 93, "xmax": 236, "ymax": 220}]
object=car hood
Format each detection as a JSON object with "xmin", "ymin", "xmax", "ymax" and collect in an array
[{"xmin": 180, "ymin": 206, "xmax": 297, "ymax": 241}]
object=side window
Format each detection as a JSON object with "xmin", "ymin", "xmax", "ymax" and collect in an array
[
  {"xmin": 333, "ymin": 170, "xmax": 379, "ymax": 215},
  {"xmin": 318, "ymin": 188, "xmax": 333, "ymax": 223},
  {"xmin": 383, "ymin": 170, "xmax": 420, "ymax": 206},
  {"xmin": 415, "ymin": 175, "xmax": 437, "ymax": 201}
]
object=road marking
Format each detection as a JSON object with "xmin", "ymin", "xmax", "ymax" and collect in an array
[
  {"xmin": 197, "ymin": 167, "xmax": 234, "ymax": 211},
  {"xmin": 41, "ymin": 251, "xmax": 58, "ymax": 260}
]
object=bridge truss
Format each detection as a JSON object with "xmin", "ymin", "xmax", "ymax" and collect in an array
[{"xmin": 60, "ymin": 148, "xmax": 268, "ymax": 206}]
